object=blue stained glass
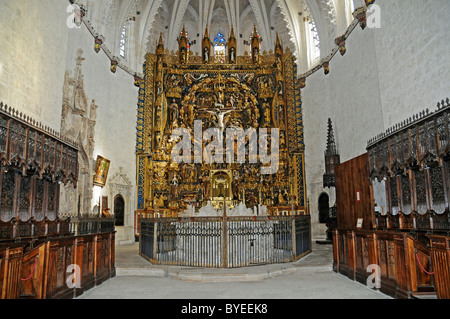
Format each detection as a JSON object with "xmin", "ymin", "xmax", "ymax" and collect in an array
[{"xmin": 214, "ymin": 37, "xmax": 219, "ymax": 42}]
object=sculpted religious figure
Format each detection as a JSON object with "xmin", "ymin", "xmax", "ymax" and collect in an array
[
  {"xmin": 253, "ymin": 104, "xmax": 260, "ymax": 127},
  {"xmin": 276, "ymin": 56, "xmax": 282, "ymax": 72},
  {"xmin": 179, "ymin": 104, "xmax": 185, "ymax": 125},
  {"xmin": 253, "ymin": 48, "xmax": 259, "ymax": 63},
  {"xmin": 170, "ymin": 174, "xmax": 179, "ymax": 200},
  {"xmin": 202, "ymin": 171, "xmax": 210, "ymax": 198},
  {"xmin": 278, "ymin": 191, "xmax": 286, "ymax": 205},
  {"xmin": 157, "ymin": 194, "xmax": 166, "ymax": 208},
  {"xmin": 188, "ymin": 98, "xmax": 195, "ymax": 124},
  {"xmin": 229, "ymin": 94, "xmax": 236, "ymax": 108},
  {"xmin": 169, "ymin": 99, "xmax": 179, "ymax": 121},
  {"xmin": 214, "ymin": 96, "xmax": 225, "ymax": 109},
  {"xmin": 263, "ymin": 99, "xmax": 271, "ymax": 124},
  {"xmin": 180, "ymin": 48, "xmax": 186, "ymax": 64},
  {"xmin": 230, "ymin": 47, "xmax": 236, "ymax": 62},
  {"xmin": 156, "ymin": 81, "xmax": 163, "ymax": 95},
  {"xmin": 278, "ymin": 80, "xmax": 283, "ymax": 95},
  {"xmin": 201, "ymin": 108, "xmax": 234, "ymax": 133},
  {"xmin": 232, "ymin": 170, "xmax": 240, "ymax": 200},
  {"xmin": 155, "ymin": 104, "xmax": 162, "ymax": 130},
  {"xmin": 203, "ymin": 47, "xmax": 209, "ymax": 63}
]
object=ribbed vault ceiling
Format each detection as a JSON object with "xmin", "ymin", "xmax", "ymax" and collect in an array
[{"xmin": 73, "ymin": 0, "xmax": 354, "ymax": 72}]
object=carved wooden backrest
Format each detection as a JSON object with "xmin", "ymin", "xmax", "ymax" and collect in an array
[
  {"xmin": 428, "ymin": 165, "xmax": 447, "ymax": 215},
  {"xmin": 33, "ymin": 219, "xmax": 47, "ymax": 237},
  {"xmin": 0, "ymin": 217, "xmax": 76, "ymax": 241},
  {"xmin": 0, "ymin": 220, "xmax": 14, "ymax": 240},
  {"xmin": 367, "ymin": 99, "xmax": 450, "ymax": 232},
  {"xmin": 0, "ymin": 246, "xmax": 23, "ymax": 299},
  {"xmin": 58, "ymin": 218, "xmax": 71, "ymax": 236},
  {"xmin": 432, "ymin": 211, "xmax": 450, "ymax": 231},
  {"xmin": 400, "ymin": 212, "xmax": 415, "ymax": 229},
  {"xmin": 16, "ymin": 218, "xmax": 33, "ymax": 238},
  {"xmin": 387, "ymin": 213, "xmax": 399, "ymax": 229},
  {"xmin": 46, "ymin": 218, "xmax": 58, "ymax": 236},
  {"xmin": 415, "ymin": 211, "xmax": 432, "ymax": 230},
  {"xmin": 376, "ymin": 212, "xmax": 387, "ymax": 230}
]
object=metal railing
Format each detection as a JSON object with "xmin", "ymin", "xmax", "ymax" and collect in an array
[
  {"xmin": 70, "ymin": 217, "xmax": 116, "ymax": 236},
  {"xmin": 140, "ymin": 215, "xmax": 311, "ymax": 268}
]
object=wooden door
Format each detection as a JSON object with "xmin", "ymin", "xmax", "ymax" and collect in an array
[{"xmin": 335, "ymin": 153, "xmax": 375, "ymax": 230}]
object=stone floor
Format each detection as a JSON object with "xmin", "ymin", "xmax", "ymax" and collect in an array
[{"xmin": 77, "ymin": 240, "xmax": 392, "ymax": 299}]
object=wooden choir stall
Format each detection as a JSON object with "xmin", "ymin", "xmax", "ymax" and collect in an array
[
  {"xmin": 0, "ymin": 103, "xmax": 116, "ymax": 299},
  {"xmin": 332, "ymin": 99, "xmax": 450, "ymax": 299}
]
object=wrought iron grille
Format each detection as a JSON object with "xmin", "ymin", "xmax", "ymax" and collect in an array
[
  {"xmin": 140, "ymin": 215, "xmax": 311, "ymax": 268},
  {"xmin": 295, "ymin": 216, "xmax": 311, "ymax": 257},
  {"xmin": 71, "ymin": 218, "xmax": 116, "ymax": 236}
]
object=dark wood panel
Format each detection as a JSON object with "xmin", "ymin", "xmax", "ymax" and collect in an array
[
  {"xmin": 74, "ymin": 235, "xmax": 95, "ymax": 296},
  {"xmin": 335, "ymin": 153, "xmax": 375, "ymax": 230},
  {"xmin": 0, "ymin": 246, "xmax": 23, "ymax": 299},
  {"xmin": 0, "ymin": 231, "xmax": 116, "ymax": 299},
  {"xmin": 19, "ymin": 243, "xmax": 45, "ymax": 299},
  {"xmin": 428, "ymin": 235, "xmax": 450, "ymax": 299},
  {"xmin": 332, "ymin": 229, "xmax": 450, "ymax": 299}
]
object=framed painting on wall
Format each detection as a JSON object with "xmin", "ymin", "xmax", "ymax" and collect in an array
[{"xmin": 93, "ymin": 155, "xmax": 111, "ymax": 187}]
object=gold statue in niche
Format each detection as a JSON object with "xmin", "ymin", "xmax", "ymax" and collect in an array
[
  {"xmin": 211, "ymin": 172, "xmax": 231, "ymax": 199},
  {"xmin": 136, "ymin": 30, "xmax": 307, "ymax": 216}
]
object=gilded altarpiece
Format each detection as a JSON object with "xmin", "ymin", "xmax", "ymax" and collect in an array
[{"xmin": 136, "ymin": 40, "xmax": 306, "ymax": 216}]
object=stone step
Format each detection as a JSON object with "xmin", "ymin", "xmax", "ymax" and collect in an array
[
  {"xmin": 115, "ymin": 263, "xmax": 333, "ymax": 282},
  {"xmin": 116, "ymin": 267, "xmax": 167, "ymax": 277},
  {"xmin": 411, "ymin": 292, "xmax": 438, "ymax": 299}
]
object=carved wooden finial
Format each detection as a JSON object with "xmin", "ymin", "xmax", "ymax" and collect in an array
[{"xmin": 325, "ymin": 118, "xmax": 338, "ymax": 156}]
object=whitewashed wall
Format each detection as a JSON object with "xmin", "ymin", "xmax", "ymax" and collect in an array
[
  {"xmin": 373, "ymin": 0, "xmax": 450, "ymax": 128},
  {"xmin": 0, "ymin": 0, "xmax": 69, "ymax": 129},
  {"xmin": 65, "ymin": 26, "xmax": 139, "ymax": 244},
  {"xmin": 302, "ymin": 0, "xmax": 450, "ymax": 238}
]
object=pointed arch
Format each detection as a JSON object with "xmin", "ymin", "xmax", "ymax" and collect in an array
[
  {"xmin": 303, "ymin": 1, "xmax": 322, "ymax": 67},
  {"xmin": 248, "ymin": 0, "xmax": 272, "ymax": 51},
  {"xmin": 276, "ymin": 0, "xmax": 302, "ymax": 60},
  {"xmin": 168, "ymin": 0, "xmax": 191, "ymax": 50},
  {"xmin": 344, "ymin": 0, "xmax": 355, "ymax": 26},
  {"xmin": 114, "ymin": 0, "xmax": 136, "ymax": 54},
  {"xmin": 114, "ymin": 194, "xmax": 125, "ymax": 226},
  {"xmin": 137, "ymin": 0, "xmax": 165, "ymax": 67}
]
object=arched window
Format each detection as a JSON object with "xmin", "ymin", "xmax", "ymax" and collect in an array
[
  {"xmin": 114, "ymin": 194, "xmax": 125, "ymax": 226},
  {"xmin": 305, "ymin": 15, "xmax": 321, "ymax": 66},
  {"xmin": 344, "ymin": 0, "xmax": 355, "ymax": 26},
  {"xmin": 213, "ymin": 32, "xmax": 226, "ymax": 63},
  {"xmin": 119, "ymin": 25, "xmax": 127, "ymax": 58}
]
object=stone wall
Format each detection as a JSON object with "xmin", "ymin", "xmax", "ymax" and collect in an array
[
  {"xmin": 302, "ymin": 0, "xmax": 450, "ymax": 238},
  {"xmin": 65, "ymin": 26, "xmax": 138, "ymax": 244},
  {"xmin": 0, "ymin": 0, "xmax": 69, "ymax": 129},
  {"xmin": 373, "ymin": 0, "xmax": 450, "ymax": 128}
]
